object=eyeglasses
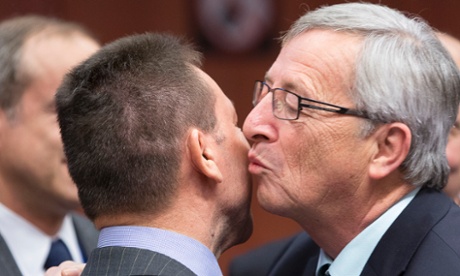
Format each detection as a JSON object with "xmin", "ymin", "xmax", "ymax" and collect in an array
[{"xmin": 252, "ymin": 80, "xmax": 369, "ymax": 120}]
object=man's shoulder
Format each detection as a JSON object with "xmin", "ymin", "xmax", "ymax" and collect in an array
[
  {"xmin": 363, "ymin": 188, "xmax": 460, "ymax": 275},
  {"xmin": 83, "ymin": 246, "xmax": 196, "ymax": 276},
  {"xmin": 366, "ymin": 201, "xmax": 460, "ymax": 275},
  {"xmin": 419, "ymin": 201, "xmax": 460, "ymax": 255}
]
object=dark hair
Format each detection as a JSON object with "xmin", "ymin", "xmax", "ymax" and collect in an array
[
  {"xmin": 0, "ymin": 15, "xmax": 97, "ymax": 118},
  {"xmin": 56, "ymin": 33, "xmax": 217, "ymax": 220}
]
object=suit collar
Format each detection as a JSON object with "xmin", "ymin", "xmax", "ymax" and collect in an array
[{"xmin": 362, "ymin": 188, "xmax": 451, "ymax": 275}]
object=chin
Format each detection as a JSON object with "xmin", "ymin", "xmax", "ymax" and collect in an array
[
  {"xmin": 257, "ymin": 192, "xmax": 289, "ymax": 218},
  {"xmin": 219, "ymin": 208, "xmax": 253, "ymax": 253},
  {"xmin": 235, "ymin": 213, "xmax": 254, "ymax": 245},
  {"xmin": 242, "ymin": 220, "xmax": 253, "ymax": 243}
]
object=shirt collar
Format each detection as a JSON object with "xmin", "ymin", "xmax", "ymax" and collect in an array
[
  {"xmin": 0, "ymin": 203, "xmax": 82, "ymax": 276},
  {"xmin": 316, "ymin": 187, "xmax": 420, "ymax": 276},
  {"xmin": 98, "ymin": 226, "xmax": 222, "ymax": 276}
]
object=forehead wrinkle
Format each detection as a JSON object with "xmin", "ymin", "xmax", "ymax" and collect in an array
[
  {"xmin": 283, "ymin": 31, "xmax": 359, "ymax": 104},
  {"xmin": 269, "ymin": 50, "xmax": 327, "ymax": 102}
]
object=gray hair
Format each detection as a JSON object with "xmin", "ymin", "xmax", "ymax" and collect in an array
[
  {"xmin": 283, "ymin": 3, "xmax": 460, "ymax": 189},
  {"xmin": 0, "ymin": 15, "xmax": 96, "ymax": 118}
]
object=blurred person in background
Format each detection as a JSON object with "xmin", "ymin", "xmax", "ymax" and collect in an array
[
  {"xmin": 0, "ymin": 15, "xmax": 100, "ymax": 276},
  {"xmin": 437, "ymin": 32, "xmax": 460, "ymax": 206}
]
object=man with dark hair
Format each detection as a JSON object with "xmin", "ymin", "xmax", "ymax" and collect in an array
[
  {"xmin": 0, "ymin": 15, "xmax": 100, "ymax": 276},
  {"xmin": 55, "ymin": 33, "xmax": 252, "ymax": 275}
]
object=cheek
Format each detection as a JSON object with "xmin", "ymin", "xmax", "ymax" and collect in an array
[
  {"xmin": 34, "ymin": 124, "xmax": 63, "ymax": 154},
  {"xmin": 274, "ymin": 128, "xmax": 326, "ymax": 200},
  {"xmin": 446, "ymin": 137, "xmax": 460, "ymax": 166},
  {"xmin": 286, "ymin": 123, "xmax": 336, "ymax": 170},
  {"xmin": 227, "ymin": 133, "xmax": 250, "ymax": 177},
  {"xmin": 286, "ymin": 122, "xmax": 362, "ymax": 185}
]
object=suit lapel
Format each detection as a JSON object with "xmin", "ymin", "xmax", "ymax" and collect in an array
[
  {"xmin": 0, "ymin": 233, "xmax": 22, "ymax": 276},
  {"xmin": 303, "ymin": 255, "xmax": 319, "ymax": 276},
  {"xmin": 0, "ymin": 214, "xmax": 98, "ymax": 276},
  {"xmin": 362, "ymin": 188, "xmax": 451, "ymax": 275},
  {"xmin": 71, "ymin": 213, "xmax": 99, "ymax": 260}
]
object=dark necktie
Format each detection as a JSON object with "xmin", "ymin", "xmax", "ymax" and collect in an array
[
  {"xmin": 44, "ymin": 239, "xmax": 73, "ymax": 269},
  {"xmin": 318, "ymin": 263, "xmax": 331, "ymax": 276}
]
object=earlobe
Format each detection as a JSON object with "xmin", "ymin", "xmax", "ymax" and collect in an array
[
  {"xmin": 187, "ymin": 128, "xmax": 223, "ymax": 183},
  {"xmin": 369, "ymin": 123, "xmax": 411, "ymax": 180}
]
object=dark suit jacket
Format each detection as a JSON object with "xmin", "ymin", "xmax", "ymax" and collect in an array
[
  {"xmin": 82, "ymin": 246, "xmax": 196, "ymax": 276},
  {"xmin": 0, "ymin": 213, "xmax": 99, "ymax": 276},
  {"xmin": 230, "ymin": 188, "xmax": 460, "ymax": 276}
]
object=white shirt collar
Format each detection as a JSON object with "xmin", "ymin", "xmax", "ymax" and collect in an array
[
  {"xmin": 316, "ymin": 187, "xmax": 420, "ymax": 276},
  {"xmin": 0, "ymin": 203, "xmax": 83, "ymax": 276},
  {"xmin": 98, "ymin": 226, "xmax": 222, "ymax": 276}
]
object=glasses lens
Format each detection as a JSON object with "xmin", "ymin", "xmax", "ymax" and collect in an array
[
  {"xmin": 273, "ymin": 89, "xmax": 299, "ymax": 120},
  {"xmin": 253, "ymin": 81, "xmax": 265, "ymax": 106}
]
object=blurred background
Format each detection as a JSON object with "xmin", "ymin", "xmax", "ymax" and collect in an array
[{"xmin": 0, "ymin": 0, "xmax": 458, "ymax": 275}]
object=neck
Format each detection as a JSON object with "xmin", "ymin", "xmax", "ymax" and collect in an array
[
  {"xmin": 298, "ymin": 180, "xmax": 416, "ymax": 259},
  {"xmin": 0, "ymin": 199, "xmax": 66, "ymax": 236},
  {"xmin": 95, "ymin": 196, "xmax": 230, "ymax": 258},
  {"xmin": 0, "ymin": 180, "xmax": 67, "ymax": 236}
]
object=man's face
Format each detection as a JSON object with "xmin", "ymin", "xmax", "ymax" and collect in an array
[
  {"xmin": 243, "ymin": 30, "xmax": 373, "ymax": 222},
  {"xmin": 0, "ymin": 32, "xmax": 99, "ymax": 214},
  {"xmin": 198, "ymin": 69, "xmax": 253, "ymax": 245},
  {"xmin": 445, "ymin": 111, "xmax": 460, "ymax": 204}
]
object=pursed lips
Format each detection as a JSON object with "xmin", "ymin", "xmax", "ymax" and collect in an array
[{"xmin": 247, "ymin": 149, "xmax": 267, "ymax": 171}]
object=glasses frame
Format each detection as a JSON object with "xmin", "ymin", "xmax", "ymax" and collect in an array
[{"xmin": 253, "ymin": 80, "xmax": 369, "ymax": 120}]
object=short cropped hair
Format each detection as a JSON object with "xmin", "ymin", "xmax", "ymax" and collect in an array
[{"xmin": 56, "ymin": 33, "xmax": 217, "ymax": 220}]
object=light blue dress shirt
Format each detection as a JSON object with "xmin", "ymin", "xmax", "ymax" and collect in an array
[
  {"xmin": 98, "ymin": 226, "xmax": 222, "ymax": 276},
  {"xmin": 316, "ymin": 187, "xmax": 421, "ymax": 276}
]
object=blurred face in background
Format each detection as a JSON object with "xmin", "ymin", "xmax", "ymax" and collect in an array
[
  {"xmin": 0, "ymin": 31, "xmax": 99, "ymax": 215},
  {"xmin": 437, "ymin": 32, "xmax": 460, "ymax": 205},
  {"xmin": 445, "ymin": 111, "xmax": 460, "ymax": 205}
]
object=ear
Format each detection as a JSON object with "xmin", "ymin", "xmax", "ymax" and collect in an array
[
  {"xmin": 369, "ymin": 123, "xmax": 411, "ymax": 180},
  {"xmin": 187, "ymin": 128, "xmax": 223, "ymax": 183}
]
